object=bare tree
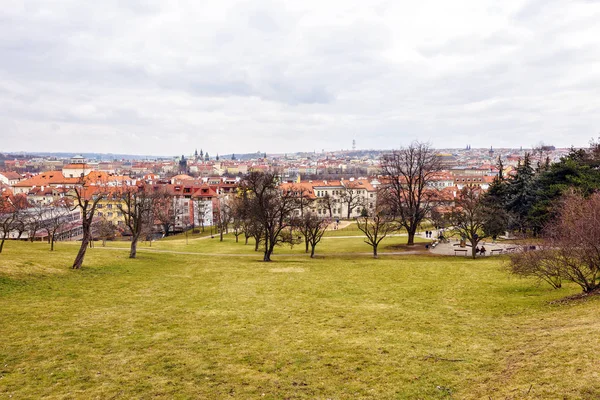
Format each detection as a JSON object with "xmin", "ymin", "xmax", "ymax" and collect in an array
[
  {"xmin": 507, "ymin": 247, "xmax": 563, "ymax": 289},
  {"xmin": 340, "ymin": 182, "xmax": 364, "ymax": 219},
  {"xmin": 41, "ymin": 198, "xmax": 73, "ymax": 251},
  {"xmin": 317, "ymin": 193, "xmax": 334, "ymax": 218},
  {"xmin": 429, "ymin": 207, "xmax": 448, "ymax": 230},
  {"xmin": 194, "ymin": 199, "xmax": 210, "ymax": 232},
  {"xmin": 0, "ymin": 195, "xmax": 20, "ymax": 253},
  {"xmin": 381, "ymin": 141, "xmax": 442, "ymax": 245},
  {"xmin": 96, "ymin": 218, "xmax": 117, "ymax": 247},
  {"xmin": 27, "ymin": 204, "xmax": 47, "ymax": 242},
  {"xmin": 70, "ymin": 182, "xmax": 106, "ymax": 269},
  {"xmin": 117, "ymin": 185, "xmax": 155, "ymax": 258},
  {"xmin": 447, "ymin": 187, "xmax": 489, "ymax": 259},
  {"xmin": 214, "ymin": 195, "xmax": 231, "ymax": 242},
  {"xmin": 356, "ymin": 194, "xmax": 396, "ymax": 258},
  {"xmin": 153, "ymin": 188, "xmax": 178, "ymax": 237},
  {"xmin": 243, "ymin": 172, "xmax": 299, "ymax": 261},
  {"xmin": 229, "ymin": 196, "xmax": 246, "ymax": 243},
  {"xmin": 12, "ymin": 212, "xmax": 28, "ymax": 240},
  {"xmin": 508, "ymin": 192, "xmax": 600, "ymax": 293},
  {"xmin": 295, "ymin": 212, "xmax": 330, "ymax": 258}
]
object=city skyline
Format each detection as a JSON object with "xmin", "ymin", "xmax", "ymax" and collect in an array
[{"xmin": 1, "ymin": 0, "xmax": 599, "ymax": 155}]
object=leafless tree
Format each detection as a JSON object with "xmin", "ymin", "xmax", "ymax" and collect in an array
[
  {"xmin": 12, "ymin": 212, "xmax": 28, "ymax": 240},
  {"xmin": 70, "ymin": 181, "xmax": 106, "ymax": 269},
  {"xmin": 295, "ymin": 212, "xmax": 330, "ymax": 258},
  {"xmin": 447, "ymin": 187, "xmax": 489, "ymax": 259},
  {"xmin": 194, "ymin": 199, "xmax": 210, "ymax": 232},
  {"xmin": 340, "ymin": 182, "xmax": 364, "ymax": 219},
  {"xmin": 288, "ymin": 185, "xmax": 312, "ymax": 217},
  {"xmin": 41, "ymin": 198, "xmax": 73, "ymax": 251},
  {"xmin": 508, "ymin": 191, "xmax": 600, "ymax": 293},
  {"xmin": 153, "ymin": 188, "xmax": 178, "ymax": 237},
  {"xmin": 356, "ymin": 193, "xmax": 396, "ymax": 258},
  {"xmin": 317, "ymin": 193, "xmax": 334, "ymax": 218},
  {"xmin": 429, "ymin": 207, "xmax": 448, "ymax": 230},
  {"xmin": 0, "ymin": 195, "xmax": 24, "ymax": 253},
  {"xmin": 242, "ymin": 172, "xmax": 299, "ymax": 261},
  {"xmin": 214, "ymin": 195, "xmax": 231, "ymax": 242},
  {"xmin": 381, "ymin": 141, "xmax": 442, "ymax": 245},
  {"xmin": 229, "ymin": 196, "xmax": 246, "ymax": 243},
  {"xmin": 96, "ymin": 218, "xmax": 116, "ymax": 247},
  {"xmin": 507, "ymin": 247, "xmax": 563, "ymax": 289},
  {"xmin": 27, "ymin": 204, "xmax": 47, "ymax": 242},
  {"xmin": 117, "ymin": 185, "xmax": 155, "ymax": 258}
]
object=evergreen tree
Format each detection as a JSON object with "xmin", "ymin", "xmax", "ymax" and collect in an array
[{"xmin": 505, "ymin": 153, "xmax": 536, "ymax": 234}]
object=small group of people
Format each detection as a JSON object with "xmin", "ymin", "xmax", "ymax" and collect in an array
[
  {"xmin": 475, "ymin": 245, "xmax": 487, "ymax": 256},
  {"xmin": 424, "ymin": 230, "xmax": 434, "ymax": 238}
]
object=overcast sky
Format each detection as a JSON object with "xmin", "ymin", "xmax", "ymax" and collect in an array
[{"xmin": 1, "ymin": 0, "xmax": 599, "ymax": 156}]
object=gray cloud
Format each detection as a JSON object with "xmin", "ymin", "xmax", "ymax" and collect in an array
[{"xmin": 0, "ymin": 0, "xmax": 599, "ymax": 156}]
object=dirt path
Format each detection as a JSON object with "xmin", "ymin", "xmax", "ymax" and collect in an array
[{"xmin": 326, "ymin": 220, "xmax": 353, "ymax": 231}]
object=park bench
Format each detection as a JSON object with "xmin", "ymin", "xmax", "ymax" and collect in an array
[
  {"xmin": 505, "ymin": 247, "xmax": 516, "ymax": 253},
  {"xmin": 454, "ymin": 249, "xmax": 468, "ymax": 256},
  {"xmin": 490, "ymin": 249, "xmax": 503, "ymax": 255}
]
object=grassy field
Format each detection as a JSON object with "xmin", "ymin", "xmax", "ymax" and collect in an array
[{"xmin": 1, "ymin": 235, "xmax": 599, "ymax": 399}]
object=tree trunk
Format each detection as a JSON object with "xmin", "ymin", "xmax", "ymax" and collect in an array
[
  {"xmin": 263, "ymin": 247, "xmax": 273, "ymax": 261},
  {"xmin": 305, "ymin": 237, "xmax": 309, "ymax": 253},
  {"xmin": 219, "ymin": 229, "xmax": 224, "ymax": 242},
  {"xmin": 50, "ymin": 237, "xmax": 55, "ymax": 251},
  {"xmin": 254, "ymin": 238, "xmax": 260, "ymax": 251},
  {"xmin": 130, "ymin": 233, "xmax": 140, "ymax": 258},
  {"xmin": 72, "ymin": 235, "xmax": 90, "ymax": 269},
  {"xmin": 310, "ymin": 245, "xmax": 316, "ymax": 258},
  {"xmin": 0, "ymin": 234, "xmax": 6, "ymax": 253},
  {"xmin": 245, "ymin": 236, "xmax": 249, "ymax": 245},
  {"xmin": 373, "ymin": 245, "xmax": 378, "ymax": 258},
  {"xmin": 406, "ymin": 227, "xmax": 417, "ymax": 246},
  {"xmin": 263, "ymin": 236, "xmax": 274, "ymax": 261},
  {"xmin": 235, "ymin": 233, "xmax": 239, "ymax": 243}
]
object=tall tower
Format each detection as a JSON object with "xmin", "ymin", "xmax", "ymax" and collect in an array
[{"xmin": 352, "ymin": 139, "xmax": 356, "ymax": 151}]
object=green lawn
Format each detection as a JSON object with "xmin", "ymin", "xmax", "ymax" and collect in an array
[{"xmin": 1, "ymin": 238, "xmax": 599, "ymax": 399}]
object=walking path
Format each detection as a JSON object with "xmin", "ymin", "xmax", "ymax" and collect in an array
[
  {"xmin": 96, "ymin": 246, "xmax": 424, "ymax": 257},
  {"xmin": 426, "ymin": 236, "xmax": 521, "ymax": 257},
  {"xmin": 101, "ymin": 231, "xmax": 523, "ymax": 258}
]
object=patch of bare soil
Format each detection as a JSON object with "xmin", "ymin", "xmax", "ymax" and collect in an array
[
  {"xmin": 384, "ymin": 243, "xmax": 430, "ymax": 252},
  {"xmin": 549, "ymin": 288, "xmax": 600, "ymax": 305}
]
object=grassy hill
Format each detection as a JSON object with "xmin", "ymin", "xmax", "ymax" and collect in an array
[{"xmin": 1, "ymin": 236, "xmax": 599, "ymax": 399}]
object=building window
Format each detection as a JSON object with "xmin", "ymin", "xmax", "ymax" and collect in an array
[{"xmin": 108, "ymin": 212, "xmax": 113, "ymax": 217}]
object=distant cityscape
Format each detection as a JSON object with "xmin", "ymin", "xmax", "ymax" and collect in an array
[
  {"xmin": 1, "ymin": 145, "xmax": 565, "ymax": 179},
  {"xmin": 0, "ymin": 144, "xmax": 568, "ymax": 241}
]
